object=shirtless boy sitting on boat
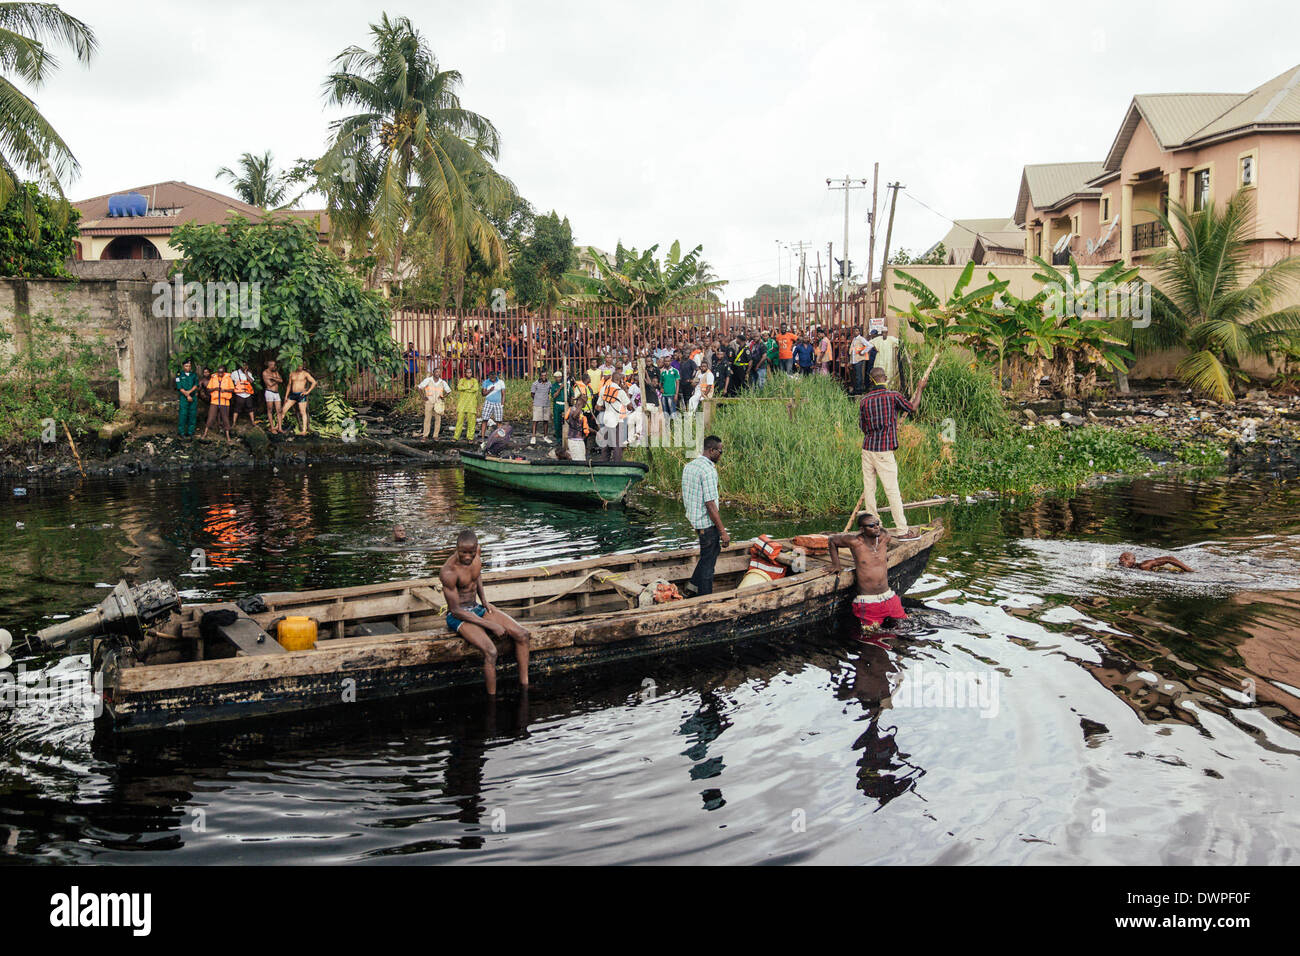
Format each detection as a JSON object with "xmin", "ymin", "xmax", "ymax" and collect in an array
[
  {"xmin": 827, "ymin": 512, "xmax": 907, "ymax": 636},
  {"xmin": 1119, "ymin": 551, "xmax": 1195, "ymax": 573},
  {"xmin": 439, "ymin": 529, "xmax": 530, "ymax": 694}
]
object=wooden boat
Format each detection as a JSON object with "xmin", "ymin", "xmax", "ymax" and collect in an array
[
  {"xmin": 81, "ymin": 522, "xmax": 942, "ymax": 735},
  {"xmin": 459, "ymin": 450, "xmax": 648, "ymax": 504}
]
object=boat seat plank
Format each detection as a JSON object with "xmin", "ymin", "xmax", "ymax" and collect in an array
[{"xmin": 206, "ymin": 604, "xmax": 287, "ymax": 657}]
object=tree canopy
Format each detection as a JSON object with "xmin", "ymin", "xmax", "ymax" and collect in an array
[
  {"xmin": 169, "ymin": 215, "xmax": 398, "ymax": 384},
  {"xmin": 0, "ymin": 182, "xmax": 78, "ymax": 276}
]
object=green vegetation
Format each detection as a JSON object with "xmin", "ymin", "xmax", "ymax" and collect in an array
[
  {"xmin": 314, "ymin": 13, "xmax": 513, "ymax": 295},
  {"xmin": 894, "ymin": 257, "xmax": 1135, "ymax": 397},
  {"xmin": 215, "ymin": 150, "xmax": 292, "ymax": 208},
  {"xmin": 169, "ymin": 214, "xmax": 398, "ymax": 386},
  {"xmin": 510, "ymin": 211, "xmax": 576, "ymax": 316},
  {"xmin": 0, "ymin": 182, "xmax": 79, "ymax": 277},
  {"xmin": 0, "ymin": 4, "xmax": 96, "ymax": 207},
  {"xmin": 0, "ymin": 310, "xmax": 118, "ymax": 444},
  {"xmin": 1150, "ymin": 190, "xmax": 1300, "ymax": 402},
  {"xmin": 633, "ymin": 365, "xmax": 1223, "ymax": 516},
  {"xmin": 565, "ymin": 240, "xmax": 723, "ymax": 313}
]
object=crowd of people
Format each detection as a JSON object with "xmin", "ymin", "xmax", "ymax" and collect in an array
[
  {"xmin": 174, "ymin": 358, "xmax": 317, "ymax": 441},
  {"xmin": 398, "ymin": 319, "xmax": 901, "ymax": 394},
  {"xmin": 402, "ymin": 323, "xmax": 903, "ymax": 460}
]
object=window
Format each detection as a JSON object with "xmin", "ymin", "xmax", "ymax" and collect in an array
[
  {"xmin": 1193, "ymin": 169, "xmax": 1211, "ymax": 211},
  {"xmin": 1034, "ymin": 230, "xmax": 1041, "ymax": 256},
  {"xmin": 1240, "ymin": 154, "xmax": 1256, "ymax": 188},
  {"xmin": 1101, "ymin": 195, "xmax": 1111, "ymax": 222}
]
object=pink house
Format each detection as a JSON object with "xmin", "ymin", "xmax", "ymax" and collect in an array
[
  {"xmin": 1086, "ymin": 62, "xmax": 1300, "ymax": 265},
  {"xmin": 1014, "ymin": 162, "xmax": 1106, "ymax": 265}
]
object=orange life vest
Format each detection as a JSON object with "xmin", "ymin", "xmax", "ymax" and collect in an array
[
  {"xmin": 746, "ymin": 535, "xmax": 786, "ymax": 581},
  {"xmin": 207, "ymin": 373, "xmax": 234, "ymax": 406}
]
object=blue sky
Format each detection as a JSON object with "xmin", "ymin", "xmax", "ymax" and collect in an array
[{"xmin": 42, "ymin": 0, "xmax": 1300, "ymax": 300}]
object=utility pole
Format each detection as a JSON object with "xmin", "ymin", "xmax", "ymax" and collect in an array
[
  {"xmin": 878, "ymin": 182, "xmax": 904, "ymax": 326},
  {"xmin": 827, "ymin": 174, "xmax": 869, "ymax": 308},
  {"xmin": 787, "ymin": 240, "xmax": 813, "ymax": 311},
  {"xmin": 866, "ymin": 163, "xmax": 879, "ymax": 320}
]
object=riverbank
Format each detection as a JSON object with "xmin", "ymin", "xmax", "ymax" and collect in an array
[
  {"xmin": 5, "ymin": 371, "xmax": 1298, "ymax": 503},
  {"xmin": 631, "ymin": 369, "xmax": 1300, "ymax": 515}
]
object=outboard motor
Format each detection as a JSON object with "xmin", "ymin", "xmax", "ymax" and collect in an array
[{"xmin": 34, "ymin": 579, "xmax": 180, "ymax": 651}]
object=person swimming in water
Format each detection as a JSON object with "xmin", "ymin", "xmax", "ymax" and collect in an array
[{"xmin": 1119, "ymin": 551, "xmax": 1195, "ymax": 573}]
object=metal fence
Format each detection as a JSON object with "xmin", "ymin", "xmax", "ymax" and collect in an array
[{"xmin": 350, "ymin": 296, "xmax": 880, "ymax": 402}]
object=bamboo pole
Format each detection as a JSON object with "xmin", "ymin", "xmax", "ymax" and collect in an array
[{"xmin": 62, "ymin": 421, "xmax": 85, "ymax": 479}]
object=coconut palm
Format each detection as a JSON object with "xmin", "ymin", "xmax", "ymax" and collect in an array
[
  {"xmin": 1150, "ymin": 191, "xmax": 1300, "ymax": 402},
  {"xmin": 216, "ymin": 151, "xmax": 291, "ymax": 208},
  {"xmin": 0, "ymin": 2, "xmax": 96, "ymax": 207},
  {"xmin": 318, "ymin": 14, "xmax": 510, "ymax": 290}
]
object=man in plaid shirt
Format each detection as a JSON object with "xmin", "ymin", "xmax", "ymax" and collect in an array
[
  {"xmin": 858, "ymin": 366, "xmax": 929, "ymax": 539},
  {"xmin": 682, "ymin": 435, "xmax": 730, "ymax": 595}
]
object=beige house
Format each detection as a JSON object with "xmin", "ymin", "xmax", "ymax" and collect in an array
[
  {"xmin": 1086, "ymin": 62, "xmax": 1300, "ymax": 264},
  {"xmin": 73, "ymin": 181, "xmax": 329, "ymax": 261},
  {"xmin": 926, "ymin": 218, "xmax": 1024, "ymax": 265},
  {"xmin": 1014, "ymin": 162, "xmax": 1105, "ymax": 264},
  {"xmin": 574, "ymin": 244, "xmax": 614, "ymax": 279}
]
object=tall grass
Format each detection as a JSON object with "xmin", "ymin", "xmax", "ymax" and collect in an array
[
  {"xmin": 633, "ymin": 374, "xmax": 943, "ymax": 515},
  {"xmin": 631, "ymin": 357, "xmax": 1217, "ymax": 516}
]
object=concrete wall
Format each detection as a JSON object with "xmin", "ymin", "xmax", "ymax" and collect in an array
[
  {"xmin": 880, "ymin": 263, "xmax": 1285, "ymax": 381},
  {"xmin": 0, "ymin": 277, "xmax": 173, "ymax": 406}
]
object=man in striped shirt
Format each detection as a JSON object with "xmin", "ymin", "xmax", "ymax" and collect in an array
[{"xmin": 858, "ymin": 366, "xmax": 929, "ymax": 540}]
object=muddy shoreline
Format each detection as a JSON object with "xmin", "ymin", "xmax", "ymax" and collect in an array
[{"xmin": 4, "ymin": 387, "xmax": 1299, "ymax": 488}]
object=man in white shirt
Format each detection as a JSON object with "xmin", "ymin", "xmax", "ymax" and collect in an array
[
  {"xmin": 597, "ymin": 368, "xmax": 631, "ymax": 462},
  {"xmin": 872, "ymin": 329, "xmax": 899, "ymax": 388},
  {"xmin": 529, "ymin": 368, "xmax": 551, "ymax": 445},
  {"xmin": 850, "ymin": 327, "xmax": 871, "ymax": 394},
  {"xmin": 480, "ymin": 374, "xmax": 506, "ymax": 441},
  {"xmin": 415, "ymin": 368, "xmax": 452, "ymax": 439},
  {"xmin": 688, "ymin": 365, "xmax": 715, "ymax": 412}
]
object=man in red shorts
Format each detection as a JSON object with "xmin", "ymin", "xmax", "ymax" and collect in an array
[{"xmin": 827, "ymin": 512, "xmax": 906, "ymax": 637}]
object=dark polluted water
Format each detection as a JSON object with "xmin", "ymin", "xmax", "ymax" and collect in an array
[{"xmin": 1, "ymin": 464, "xmax": 1298, "ymax": 864}]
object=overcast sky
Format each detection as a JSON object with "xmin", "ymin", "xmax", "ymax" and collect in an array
[{"xmin": 40, "ymin": 0, "xmax": 1300, "ymax": 300}]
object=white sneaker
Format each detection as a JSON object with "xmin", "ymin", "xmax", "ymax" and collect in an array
[
  {"xmin": 530, "ymin": 436, "xmax": 536, "ymax": 445},
  {"xmin": 544, "ymin": 437, "xmax": 553, "ymax": 444}
]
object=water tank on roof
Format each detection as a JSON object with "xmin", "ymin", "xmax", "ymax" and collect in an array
[{"xmin": 107, "ymin": 192, "xmax": 149, "ymax": 217}]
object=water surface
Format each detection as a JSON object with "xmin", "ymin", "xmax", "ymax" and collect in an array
[{"xmin": 1, "ymin": 465, "xmax": 1298, "ymax": 864}]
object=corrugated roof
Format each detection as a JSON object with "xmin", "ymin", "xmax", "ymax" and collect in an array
[
  {"xmin": 927, "ymin": 218, "xmax": 1018, "ymax": 262},
  {"xmin": 1014, "ymin": 162, "xmax": 1103, "ymax": 223},
  {"xmin": 1188, "ymin": 63, "xmax": 1300, "ymax": 141},
  {"xmin": 75, "ymin": 181, "xmax": 328, "ymax": 237},
  {"xmin": 1098, "ymin": 65, "xmax": 1300, "ymax": 172}
]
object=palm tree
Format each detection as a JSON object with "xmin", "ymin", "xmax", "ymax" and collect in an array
[
  {"xmin": 1150, "ymin": 190, "xmax": 1300, "ymax": 402},
  {"xmin": 318, "ymin": 14, "xmax": 510, "ymax": 290},
  {"xmin": 216, "ymin": 151, "xmax": 291, "ymax": 208},
  {"xmin": 0, "ymin": 3, "xmax": 96, "ymax": 207}
]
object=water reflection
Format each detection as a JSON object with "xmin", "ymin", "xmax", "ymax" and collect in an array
[{"xmin": 2, "ymin": 465, "xmax": 1300, "ymax": 863}]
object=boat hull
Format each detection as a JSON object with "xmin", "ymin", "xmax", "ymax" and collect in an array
[
  {"xmin": 460, "ymin": 451, "xmax": 647, "ymax": 504},
  {"xmin": 96, "ymin": 526, "xmax": 942, "ymax": 735}
]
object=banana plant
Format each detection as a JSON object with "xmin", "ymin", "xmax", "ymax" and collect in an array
[{"xmin": 892, "ymin": 261, "xmax": 1009, "ymax": 348}]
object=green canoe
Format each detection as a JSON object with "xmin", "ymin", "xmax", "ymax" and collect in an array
[{"xmin": 459, "ymin": 451, "xmax": 648, "ymax": 504}]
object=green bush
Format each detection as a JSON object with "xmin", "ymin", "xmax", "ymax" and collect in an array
[{"xmin": 0, "ymin": 311, "xmax": 119, "ymax": 444}]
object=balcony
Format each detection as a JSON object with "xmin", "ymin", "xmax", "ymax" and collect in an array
[{"xmin": 1132, "ymin": 221, "xmax": 1168, "ymax": 251}]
